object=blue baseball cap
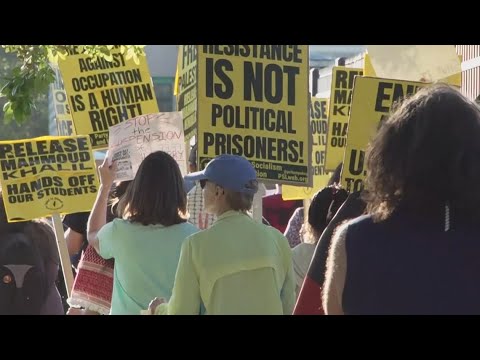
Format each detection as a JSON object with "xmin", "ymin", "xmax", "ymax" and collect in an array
[{"xmin": 185, "ymin": 154, "xmax": 258, "ymax": 194}]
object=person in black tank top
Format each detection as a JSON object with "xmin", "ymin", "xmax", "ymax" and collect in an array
[{"xmin": 323, "ymin": 84, "xmax": 480, "ymax": 315}]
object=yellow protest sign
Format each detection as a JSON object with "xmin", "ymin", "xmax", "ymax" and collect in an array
[
  {"xmin": 283, "ymin": 98, "xmax": 330, "ymax": 200},
  {"xmin": 442, "ymin": 55, "xmax": 462, "ymax": 86},
  {"xmin": 366, "ymin": 45, "xmax": 461, "ymax": 83},
  {"xmin": 58, "ymin": 46, "xmax": 159, "ymax": 150},
  {"xmin": 197, "ymin": 45, "xmax": 311, "ymax": 186},
  {"xmin": 341, "ymin": 77, "xmax": 428, "ymax": 192},
  {"xmin": 363, "ymin": 53, "xmax": 376, "ymax": 76},
  {"xmin": 0, "ymin": 136, "xmax": 99, "ymax": 222},
  {"xmin": 177, "ymin": 45, "xmax": 197, "ymax": 142},
  {"xmin": 174, "ymin": 49, "xmax": 181, "ymax": 96},
  {"xmin": 364, "ymin": 51, "xmax": 462, "ymax": 87},
  {"xmin": 325, "ymin": 66, "xmax": 363, "ymax": 171},
  {"xmin": 51, "ymin": 64, "xmax": 75, "ymax": 136}
]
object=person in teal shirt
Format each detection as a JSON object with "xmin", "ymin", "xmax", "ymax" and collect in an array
[
  {"xmin": 148, "ymin": 154, "xmax": 295, "ymax": 315},
  {"xmin": 87, "ymin": 151, "xmax": 199, "ymax": 315}
]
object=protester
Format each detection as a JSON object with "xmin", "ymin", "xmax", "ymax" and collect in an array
[
  {"xmin": 87, "ymin": 151, "xmax": 198, "ymax": 315},
  {"xmin": 0, "ymin": 191, "xmax": 64, "ymax": 315},
  {"xmin": 284, "ymin": 207, "xmax": 304, "ymax": 248},
  {"xmin": 293, "ymin": 191, "xmax": 365, "ymax": 315},
  {"xmin": 284, "ymin": 164, "xmax": 343, "ymax": 248},
  {"xmin": 323, "ymin": 84, "xmax": 480, "ymax": 315},
  {"xmin": 66, "ymin": 181, "xmax": 131, "ymax": 315},
  {"xmin": 147, "ymin": 155, "xmax": 295, "ymax": 315},
  {"xmin": 263, "ymin": 185, "xmax": 303, "ymax": 234},
  {"xmin": 292, "ymin": 186, "xmax": 348, "ymax": 298}
]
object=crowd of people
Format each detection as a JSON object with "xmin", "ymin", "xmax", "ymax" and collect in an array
[{"xmin": 2, "ymin": 84, "xmax": 480, "ymax": 314}]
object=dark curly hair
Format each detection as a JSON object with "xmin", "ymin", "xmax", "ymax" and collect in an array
[
  {"xmin": 305, "ymin": 186, "xmax": 349, "ymax": 243},
  {"xmin": 365, "ymin": 83, "xmax": 480, "ymax": 222}
]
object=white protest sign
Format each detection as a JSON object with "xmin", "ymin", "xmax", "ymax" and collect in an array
[
  {"xmin": 108, "ymin": 112, "xmax": 187, "ymax": 181},
  {"xmin": 367, "ymin": 45, "xmax": 461, "ymax": 82}
]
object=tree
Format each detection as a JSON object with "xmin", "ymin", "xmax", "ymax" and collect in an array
[
  {"xmin": 0, "ymin": 45, "xmax": 145, "ymax": 125},
  {"xmin": 0, "ymin": 47, "xmax": 49, "ymax": 140}
]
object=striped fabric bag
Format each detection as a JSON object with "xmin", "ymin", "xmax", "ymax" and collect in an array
[{"xmin": 68, "ymin": 245, "xmax": 114, "ymax": 315}]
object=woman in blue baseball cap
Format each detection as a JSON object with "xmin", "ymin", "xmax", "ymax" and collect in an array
[{"xmin": 147, "ymin": 154, "xmax": 295, "ymax": 315}]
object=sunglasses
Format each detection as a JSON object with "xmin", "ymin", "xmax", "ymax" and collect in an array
[{"xmin": 200, "ymin": 179, "xmax": 207, "ymax": 189}]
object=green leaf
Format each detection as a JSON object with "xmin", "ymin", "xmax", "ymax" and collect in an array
[
  {"xmin": 126, "ymin": 48, "xmax": 135, "ymax": 60},
  {"xmin": 13, "ymin": 105, "xmax": 24, "ymax": 123},
  {"xmin": 34, "ymin": 76, "xmax": 46, "ymax": 92},
  {"xmin": 4, "ymin": 107, "xmax": 14, "ymax": 124},
  {"xmin": 3, "ymin": 101, "xmax": 11, "ymax": 112},
  {"xmin": 133, "ymin": 54, "xmax": 140, "ymax": 65},
  {"xmin": 0, "ymin": 82, "xmax": 10, "ymax": 96},
  {"xmin": 99, "ymin": 47, "xmax": 111, "ymax": 56}
]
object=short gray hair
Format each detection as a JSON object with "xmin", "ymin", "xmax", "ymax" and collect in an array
[{"xmin": 225, "ymin": 180, "xmax": 258, "ymax": 212}]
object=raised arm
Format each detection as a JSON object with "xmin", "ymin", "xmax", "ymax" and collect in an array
[{"xmin": 87, "ymin": 159, "xmax": 116, "ymax": 254}]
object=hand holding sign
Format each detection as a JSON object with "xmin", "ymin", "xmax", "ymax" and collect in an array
[{"xmin": 98, "ymin": 157, "xmax": 117, "ymax": 190}]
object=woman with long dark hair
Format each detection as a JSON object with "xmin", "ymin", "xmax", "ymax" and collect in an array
[{"xmin": 87, "ymin": 151, "xmax": 198, "ymax": 315}]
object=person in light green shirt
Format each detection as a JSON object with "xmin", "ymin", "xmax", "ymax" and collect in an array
[
  {"xmin": 147, "ymin": 154, "xmax": 295, "ymax": 315},
  {"xmin": 87, "ymin": 151, "xmax": 199, "ymax": 315}
]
